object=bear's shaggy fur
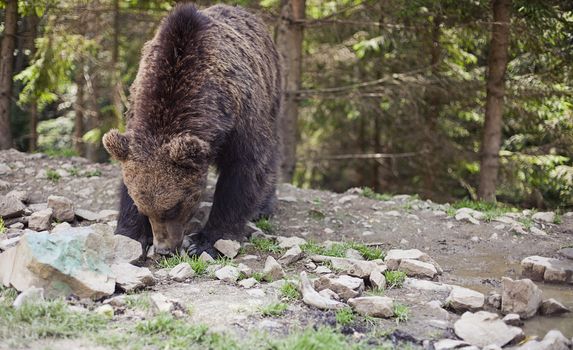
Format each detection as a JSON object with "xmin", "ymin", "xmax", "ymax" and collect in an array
[{"xmin": 103, "ymin": 4, "xmax": 281, "ymax": 256}]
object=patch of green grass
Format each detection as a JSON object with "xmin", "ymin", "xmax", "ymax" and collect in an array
[
  {"xmin": 335, "ymin": 307, "xmax": 354, "ymax": 326},
  {"xmin": 157, "ymin": 254, "xmax": 209, "ymax": 275},
  {"xmin": 361, "ymin": 187, "xmax": 393, "ymax": 201},
  {"xmin": 554, "ymin": 213, "xmax": 562, "ymax": 224},
  {"xmin": 518, "ymin": 216, "xmax": 534, "ymax": 230},
  {"xmin": 125, "ymin": 293, "xmax": 151, "ymax": 312},
  {"xmin": 274, "ymin": 327, "xmax": 379, "ymax": 350},
  {"xmin": 0, "ymin": 217, "xmax": 5, "ymax": 235},
  {"xmin": 252, "ymin": 272, "xmax": 265, "ymax": 283},
  {"xmin": 0, "ymin": 298, "xmax": 108, "ymax": 346},
  {"xmin": 84, "ymin": 169, "xmax": 102, "ymax": 177},
  {"xmin": 260, "ymin": 302, "xmax": 288, "ymax": 317},
  {"xmin": 67, "ymin": 167, "xmax": 80, "ymax": 176},
  {"xmin": 46, "ymin": 169, "xmax": 61, "ymax": 182},
  {"xmin": 215, "ymin": 256, "xmax": 237, "ymax": 267},
  {"xmin": 250, "ymin": 236, "xmax": 283, "ymax": 254},
  {"xmin": 366, "ymin": 287, "xmax": 385, "ymax": 296},
  {"xmin": 43, "ymin": 148, "xmax": 78, "ymax": 158},
  {"xmin": 384, "ymin": 271, "xmax": 406, "ymax": 289},
  {"xmin": 280, "ymin": 281, "xmax": 301, "ymax": 301},
  {"xmin": 451, "ymin": 199, "xmax": 516, "ymax": 221},
  {"xmin": 308, "ymin": 209, "xmax": 326, "ymax": 220},
  {"xmin": 0, "ymin": 285, "xmax": 18, "ymax": 302},
  {"xmin": 393, "ymin": 303, "xmax": 409, "ymax": 324},
  {"xmin": 300, "ymin": 241, "xmax": 384, "ymax": 261},
  {"xmin": 254, "ymin": 218, "xmax": 275, "ymax": 234},
  {"xmin": 445, "ymin": 207, "xmax": 456, "ymax": 217}
]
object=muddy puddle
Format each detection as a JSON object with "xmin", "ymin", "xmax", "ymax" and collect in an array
[{"xmin": 438, "ymin": 253, "xmax": 573, "ymax": 338}]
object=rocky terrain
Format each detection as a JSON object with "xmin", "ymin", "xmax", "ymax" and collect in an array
[{"xmin": 0, "ymin": 148, "xmax": 572, "ymax": 350}]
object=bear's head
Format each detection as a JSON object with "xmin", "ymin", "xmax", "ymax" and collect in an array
[{"xmin": 103, "ymin": 129, "xmax": 210, "ymax": 254}]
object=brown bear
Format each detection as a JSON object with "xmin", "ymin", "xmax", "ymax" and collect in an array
[{"xmin": 102, "ymin": 3, "xmax": 281, "ymax": 257}]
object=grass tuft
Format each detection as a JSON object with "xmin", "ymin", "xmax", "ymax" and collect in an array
[
  {"xmin": 157, "ymin": 254, "xmax": 209, "ymax": 275},
  {"xmin": 451, "ymin": 199, "xmax": 516, "ymax": 221},
  {"xmin": 384, "ymin": 271, "xmax": 406, "ymax": 289},
  {"xmin": 361, "ymin": 187, "xmax": 393, "ymax": 201},
  {"xmin": 260, "ymin": 302, "xmax": 288, "ymax": 317},
  {"xmin": 250, "ymin": 236, "xmax": 283, "ymax": 254},
  {"xmin": 335, "ymin": 307, "xmax": 354, "ymax": 326},
  {"xmin": 280, "ymin": 281, "xmax": 301, "ymax": 301},
  {"xmin": 301, "ymin": 241, "xmax": 384, "ymax": 260},
  {"xmin": 393, "ymin": 303, "xmax": 409, "ymax": 324},
  {"xmin": 46, "ymin": 169, "xmax": 61, "ymax": 182},
  {"xmin": 0, "ymin": 217, "xmax": 5, "ymax": 235},
  {"xmin": 254, "ymin": 218, "xmax": 275, "ymax": 234}
]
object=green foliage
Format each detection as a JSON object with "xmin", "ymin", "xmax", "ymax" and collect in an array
[
  {"xmin": 280, "ymin": 281, "xmax": 301, "ymax": 301},
  {"xmin": 451, "ymin": 199, "xmax": 517, "ymax": 221},
  {"xmin": 157, "ymin": 254, "xmax": 208, "ymax": 275},
  {"xmin": 46, "ymin": 169, "xmax": 60, "ymax": 182},
  {"xmin": 384, "ymin": 271, "xmax": 406, "ymax": 289},
  {"xmin": 259, "ymin": 302, "xmax": 288, "ymax": 317},
  {"xmin": 125, "ymin": 293, "xmax": 151, "ymax": 312},
  {"xmin": 393, "ymin": 303, "xmax": 409, "ymax": 324},
  {"xmin": 251, "ymin": 272, "xmax": 265, "ymax": 283},
  {"xmin": 361, "ymin": 187, "xmax": 392, "ymax": 201},
  {"xmin": 335, "ymin": 307, "xmax": 354, "ymax": 326},
  {"xmin": 0, "ymin": 218, "xmax": 5, "ymax": 235},
  {"xmin": 366, "ymin": 287, "xmax": 385, "ymax": 296},
  {"xmin": 274, "ymin": 326, "xmax": 378, "ymax": 350},
  {"xmin": 254, "ymin": 218, "xmax": 275, "ymax": 234},
  {"xmin": 300, "ymin": 241, "xmax": 384, "ymax": 260},
  {"xmin": 250, "ymin": 236, "xmax": 283, "ymax": 254}
]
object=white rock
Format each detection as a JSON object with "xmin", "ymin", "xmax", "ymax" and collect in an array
[
  {"xmin": 310, "ymin": 255, "xmax": 378, "ymax": 278},
  {"xmin": 199, "ymin": 251, "xmax": 215, "ymax": 263},
  {"xmin": 213, "ymin": 239, "xmax": 241, "ymax": 259},
  {"xmin": 98, "ymin": 210, "xmax": 119, "ymax": 222},
  {"xmin": 399, "ymin": 259, "xmax": 438, "ymax": 279},
  {"xmin": 314, "ymin": 266, "xmax": 331, "ymax": 274},
  {"xmin": 502, "ymin": 313, "xmax": 522, "ymax": 326},
  {"xmin": 246, "ymin": 288, "xmax": 265, "ymax": 298},
  {"xmin": 0, "ymin": 194, "xmax": 26, "ymax": 219},
  {"xmin": 455, "ymin": 212, "xmax": 480, "ymax": 225},
  {"xmin": 47, "ymin": 195, "xmax": 75, "ymax": 222},
  {"xmin": 0, "ymin": 236, "xmax": 21, "ymax": 251},
  {"xmin": 263, "ymin": 256, "xmax": 285, "ymax": 282},
  {"xmin": 238, "ymin": 277, "xmax": 258, "ymax": 289},
  {"xmin": 318, "ymin": 288, "xmax": 340, "ymax": 301},
  {"xmin": 385, "ymin": 249, "xmax": 431, "ymax": 269},
  {"xmin": 338, "ymin": 195, "xmax": 358, "ymax": 204},
  {"xmin": 28, "ymin": 208, "xmax": 53, "ymax": 231},
  {"xmin": 215, "ymin": 266, "xmax": 240, "ymax": 283},
  {"xmin": 404, "ymin": 278, "xmax": 452, "ymax": 293},
  {"xmin": 517, "ymin": 330, "xmax": 571, "ymax": 350},
  {"xmin": 385, "ymin": 210, "xmax": 402, "ymax": 217},
  {"xmin": 454, "ymin": 311, "xmax": 524, "ymax": 347},
  {"xmin": 278, "ymin": 196, "xmax": 297, "ymax": 203},
  {"xmin": 369, "ymin": 268, "xmax": 386, "ymax": 290},
  {"xmin": 314, "ymin": 275, "xmax": 364, "ymax": 301},
  {"xmin": 75, "ymin": 209, "xmax": 101, "ymax": 221},
  {"xmin": 347, "ymin": 296, "xmax": 394, "ymax": 318},
  {"xmin": 521, "ymin": 256, "xmax": 573, "ymax": 284},
  {"xmin": 345, "ymin": 248, "xmax": 364, "ymax": 260},
  {"xmin": 12, "ymin": 287, "xmax": 44, "ymax": 308},
  {"xmin": 51, "ymin": 222, "xmax": 72, "ymax": 233},
  {"xmin": 237, "ymin": 263, "xmax": 252, "ymax": 278},
  {"xmin": 150, "ymin": 293, "xmax": 175, "ymax": 313},
  {"xmin": 501, "ymin": 277, "xmax": 543, "ymax": 319},
  {"xmin": 277, "ymin": 236, "xmax": 306, "ymax": 249},
  {"xmin": 108, "ymin": 234, "xmax": 143, "ymax": 264},
  {"xmin": 446, "ymin": 286, "xmax": 485, "ymax": 312},
  {"xmin": 111, "ymin": 263, "xmax": 154, "ymax": 292},
  {"xmin": 299, "ymin": 271, "xmax": 344, "ymax": 310},
  {"xmin": 530, "ymin": 227, "xmax": 547, "ymax": 236},
  {"xmin": 532, "ymin": 212, "xmax": 555, "ymax": 223},
  {"xmin": 434, "ymin": 339, "xmax": 470, "ymax": 350},
  {"xmin": 168, "ymin": 262, "xmax": 196, "ymax": 282},
  {"xmin": 539, "ymin": 298, "xmax": 570, "ymax": 316},
  {"xmin": 278, "ymin": 245, "xmax": 303, "ymax": 265}
]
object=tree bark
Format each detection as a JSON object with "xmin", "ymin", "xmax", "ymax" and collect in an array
[
  {"xmin": 112, "ymin": 0, "xmax": 123, "ymax": 128},
  {"xmin": 24, "ymin": 14, "xmax": 40, "ymax": 152},
  {"xmin": 74, "ymin": 69, "xmax": 85, "ymax": 156},
  {"xmin": 276, "ymin": 0, "xmax": 305, "ymax": 182},
  {"xmin": 0, "ymin": 0, "xmax": 18, "ymax": 149},
  {"xmin": 478, "ymin": 0, "xmax": 511, "ymax": 202}
]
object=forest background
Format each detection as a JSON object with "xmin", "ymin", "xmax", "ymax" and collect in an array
[{"xmin": 0, "ymin": 0, "xmax": 571, "ymax": 209}]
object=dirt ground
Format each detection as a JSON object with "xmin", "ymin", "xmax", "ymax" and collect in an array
[{"xmin": 1, "ymin": 148, "xmax": 572, "ymax": 349}]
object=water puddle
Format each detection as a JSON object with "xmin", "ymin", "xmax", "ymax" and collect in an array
[{"xmin": 438, "ymin": 253, "xmax": 573, "ymax": 338}]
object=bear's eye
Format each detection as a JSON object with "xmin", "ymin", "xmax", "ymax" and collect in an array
[{"xmin": 161, "ymin": 201, "xmax": 182, "ymax": 221}]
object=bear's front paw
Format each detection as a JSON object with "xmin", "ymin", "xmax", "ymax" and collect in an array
[{"xmin": 185, "ymin": 238, "xmax": 221, "ymax": 259}]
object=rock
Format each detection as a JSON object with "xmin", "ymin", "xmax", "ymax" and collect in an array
[
  {"xmin": 539, "ymin": 298, "xmax": 570, "ymax": 316},
  {"xmin": 454, "ymin": 311, "xmax": 524, "ymax": 347},
  {"xmin": 338, "ymin": 195, "xmax": 358, "ymax": 204},
  {"xmin": 521, "ymin": 256, "xmax": 573, "ymax": 284},
  {"xmin": 277, "ymin": 236, "xmax": 306, "ymax": 249},
  {"xmin": 75, "ymin": 209, "xmax": 101, "ymax": 221},
  {"xmin": 434, "ymin": 339, "xmax": 470, "ymax": 350},
  {"xmin": 455, "ymin": 212, "xmax": 480, "ymax": 225},
  {"xmin": 168, "ymin": 262, "xmax": 196, "ymax": 282},
  {"xmin": 345, "ymin": 248, "xmax": 364, "ymax": 260},
  {"xmin": 246, "ymin": 288, "xmax": 265, "ymax": 298},
  {"xmin": 107, "ymin": 234, "xmax": 143, "ymax": 264},
  {"xmin": 557, "ymin": 248, "xmax": 573, "ymax": 260},
  {"xmin": 150, "ymin": 293, "xmax": 175, "ymax": 313},
  {"xmin": 299, "ymin": 271, "xmax": 344, "ymax": 310},
  {"xmin": 369, "ymin": 268, "xmax": 386, "ymax": 290},
  {"xmin": 215, "ymin": 266, "xmax": 240, "ymax": 283},
  {"xmin": 518, "ymin": 330, "xmax": 571, "ymax": 350},
  {"xmin": 456, "ymin": 208, "xmax": 485, "ymax": 220},
  {"xmin": 51, "ymin": 222, "xmax": 71, "ymax": 233},
  {"xmin": 314, "ymin": 266, "xmax": 331, "ymax": 274},
  {"xmin": 0, "ymin": 228, "xmax": 116, "ymax": 299},
  {"xmin": 446, "ymin": 286, "xmax": 485, "ymax": 312},
  {"xmin": 384, "ymin": 210, "xmax": 402, "ymax": 217},
  {"xmin": 0, "ymin": 163, "xmax": 11, "ymax": 174},
  {"xmin": 502, "ymin": 313, "xmax": 523, "ymax": 326},
  {"xmin": 98, "ymin": 210, "xmax": 119, "ymax": 222},
  {"xmin": 7, "ymin": 190, "xmax": 28, "ymax": 203},
  {"xmin": 95, "ymin": 304, "xmax": 114, "ymax": 319},
  {"xmin": 238, "ymin": 278, "xmax": 258, "ymax": 289},
  {"xmin": 384, "ymin": 249, "xmax": 441, "ymax": 272},
  {"xmin": 310, "ymin": 255, "xmax": 378, "ymax": 278},
  {"xmin": 263, "ymin": 256, "xmax": 285, "ymax": 282},
  {"xmin": 314, "ymin": 275, "xmax": 364, "ymax": 301},
  {"xmin": 237, "ymin": 263, "xmax": 252, "ymax": 278},
  {"xmin": 278, "ymin": 245, "xmax": 303, "ymax": 265},
  {"xmin": 9, "ymin": 222, "xmax": 24, "ymax": 229},
  {"xmin": 213, "ymin": 239, "xmax": 241, "ymax": 259},
  {"xmin": 487, "ymin": 292, "xmax": 502, "ymax": 309},
  {"xmin": 532, "ymin": 212, "xmax": 555, "ymax": 223},
  {"xmin": 404, "ymin": 278, "xmax": 452, "ymax": 293},
  {"xmin": 530, "ymin": 227, "xmax": 547, "ymax": 236},
  {"xmin": 12, "ymin": 287, "xmax": 44, "ymax": 308},
  {"xmin": 0, "ymin": 236, "xmax": 21, "ymax": 251},
  {"xmin": 278, "ymin": 196, "xmax": 297, "ymax": 203},
  {"xmin": 47, "ymin": 195, "xmax": 75, "ymax": 222},
  {"xmin": 399, "ymin": 259, "xmax": 438, "ymax": 279},
  {"xmin": 318, "ymin": 289, "xmax": 340, "ymax": 301},
  {"xmin": 0, "ymin": 194, "xmax": 26, "ymax": 219},
  {"xmin": 501, "ymin": 277, "xmax": 543, "ymax": 319},
  {"xmin": 199, "ymin": 251, "xmax": 215, "ymax": 263},
  {"xmin": 0, "ymin": 179, "xmax": 11, "ymax": 191},
  {"xmin": 347, "ymin": 296, "xmax": 394, "ymax": 318},
  {"xmin": 111, "ymin": 263, "xmax": 154, "ymax": 292},
  {"xmin": 28, "ymin": 208, "xmax": 53, "ymax": 231}
]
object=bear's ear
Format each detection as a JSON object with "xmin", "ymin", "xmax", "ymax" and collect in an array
[
  {"xmin": 166, "ymin": 133, "xmax": 210, "ymax": 168},
  {"xmin": 102, "ymin": 129, "xmax": 130, "ymax": 162}
]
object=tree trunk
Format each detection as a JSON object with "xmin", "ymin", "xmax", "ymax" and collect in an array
[
  {"xmin": 28, "ymin": 104, "xmax": 38, "ymax": 152},
  {"xmin": 0, "ymin": 0, "xmax": 18, "ymax": 149},
  {"xmin": 478, "ymin": 0, "xmax": 511, "ymax": 202},
  {"xmin": 276, "ymin": 0, "xmax": 305, "ymax": 182},
  {"xmin": 74, "ymin": 70, "xmax": 85, "ymax": 156},
  {"xmin": 24, "ymin": 14, "xmax": 40, "ymax": 152},
  {"xmin": 112, "ymin": 0, "xmax": 123, "ymax": 128}
]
